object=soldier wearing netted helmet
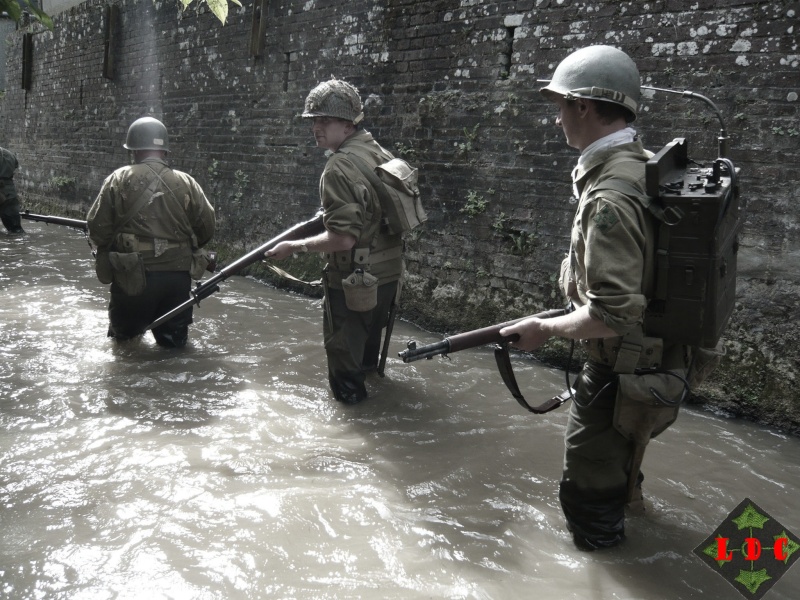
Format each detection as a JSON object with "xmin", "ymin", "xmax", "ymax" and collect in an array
[
  {"xmin": 266, "ymin": 78, "xmax": 403, "ymax": 405},
  {"xmin": 501, "ymin": 46, "xmax": 693, "ymax": 550},
  {"xmin": 87, "ymin": 117, "xmax": 216, "ymax": 348}
]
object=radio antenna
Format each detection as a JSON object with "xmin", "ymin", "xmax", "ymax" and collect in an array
[{"xmin": 641, "ymin": 86, "xmax": 729, "ymax": 158}]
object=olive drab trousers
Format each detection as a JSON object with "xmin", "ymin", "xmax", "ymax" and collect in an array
[
  {"xmin": 323, "ymin": 279, "xmax": 397, "ymax": 404},
  {"xmin": 107, "ymin": 271, "xmax": 194, "ymax": 348},
  {"xmin": 559, "ymin": 360, "xmax": 634, "ymax": 550}
]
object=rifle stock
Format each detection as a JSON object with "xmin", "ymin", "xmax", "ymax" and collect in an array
[
  {"xmin": 146, "ymin": 211, "xmax": 324, "ymax": 331},
  {"xmin": 21, "ymin": 211, "xmax": 88, "ymax": 231},
  {"xmin": 400, "ymin": 307, "xmax": 573, "ymax": 415},
  {"xmin": 398, "ymin": 308, "xmax": 567, "ymax": 363},
  {"xmin": 377, "ymin": 292, "xmax": 398, "ymax": 377}
]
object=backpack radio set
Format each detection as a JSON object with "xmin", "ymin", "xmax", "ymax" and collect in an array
[
  {"xmin": 638, "ymin": 88, "xmax": 745, "ymax": 349},
  {"xmin": 641, "ymin": 137, "xmax": 743, "ymax": 348}
]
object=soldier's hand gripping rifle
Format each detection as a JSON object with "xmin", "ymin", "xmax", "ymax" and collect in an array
[
  {"xmin": 399, "ymin": 307, "xmax": 573, "ymax": 414},
  {"xmin": 147, "ymin": 211, "xmax": 324, "ymax": 331},
  {"xmin": 21, "ymin": 211, "xmax": 88, "ymax": 232}
]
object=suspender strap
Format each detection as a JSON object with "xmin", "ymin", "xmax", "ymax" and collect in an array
[
  {"xmin": 114, "ymin": 173, "xmax": 161, "ymax": 236},
  {"xmin": 338, "ymin": 149, "xmax": 389, "ymax": 234},
  {"xmin": 588, "ymin": 169, "xmax": 689, "ymax": 305}
]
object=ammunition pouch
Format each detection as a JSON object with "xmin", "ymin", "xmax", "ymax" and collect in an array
[
  {"xmin": 108, "ymin": 251, "xmax": 146, "ymax": 296},
  {"xmin": 588, "ymin": 329, "xmax": 688, "ymax": 443},
  {"xmin": 330, "ymin": 247, "xmax": 372, "ymax": 271},
  {"xmin": 190, "ymin": 248, "xmax": 216, "ymax": 279},
  {"xmin": 115, "ymin": 232, "xmax": 139, "ymax": 253},
  {"xmin": 585, "ymin": 333, "xmax": 665, "ymax": 373},
  {"xmin": 613, "ymin": 370, "xmax": 685, "ymax": 443},
  {"xmin": 341, "ymin": 268, "xmax": 379, "ymax": 312},
  {"xmin": 95, "ymin": 248, "xmax": 114, "ymax": 284}
]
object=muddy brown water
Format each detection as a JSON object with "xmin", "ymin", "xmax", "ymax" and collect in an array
[{"xmin": 1, "ymin": 223, "xmax": 798, "ymax": 599}]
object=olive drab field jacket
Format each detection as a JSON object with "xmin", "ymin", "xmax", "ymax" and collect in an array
[
  {"xmin": 321, "ymin": 130, "xmax": 404, "ymax": 289},
  {"xmin": 562, "ymin": 140, "xmax": 656, "ymax": 337},
  {"xmin": 87, "ymin": 158, "xmax": 215, "ymax": 272},
  {"xmin": 561, "ymin": 141, "xmax": 691, "ymax": 374}
]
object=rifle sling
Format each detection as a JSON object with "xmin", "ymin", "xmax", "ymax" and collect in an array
[
  {"xmin": 493, "ymin": 342, "xmax": 570, "ymax": 414},
  {"xmin": 265, "ymin": 264, "xmax": 322, "ymax": 287}
]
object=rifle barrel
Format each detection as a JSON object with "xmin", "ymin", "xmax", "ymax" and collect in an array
[
  {"xmin": 21, "ymin": 211, "xmax": 88, "ymax": 231},
  {"xmin": 146, "ymin": 212, "xmax": 324, "ymax": 331}
]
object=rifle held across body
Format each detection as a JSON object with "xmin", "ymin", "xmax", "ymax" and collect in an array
[
  {"xmin": 399, "ymin": 307, "xmax": 573, "ymax": 414},
  {"xmin": 21, "ymin": 211, "xmax": 88, "ymax": 231},
  {"xmin": 399, "ymin": 307, "xmax": 567, "ymax": 362},
  {"xmin": 147, "ymin": 211, "xmax": 324, "ymax": 331}
]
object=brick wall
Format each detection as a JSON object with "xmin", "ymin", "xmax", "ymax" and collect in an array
[{"xmin": 1, "ymin": 0, "xmax": 798, "ymax": 431}]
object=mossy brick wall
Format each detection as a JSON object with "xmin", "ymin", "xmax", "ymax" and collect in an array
[{"xmin": 1, "ymin": 0, "xmax": 798, "ymax": 431}]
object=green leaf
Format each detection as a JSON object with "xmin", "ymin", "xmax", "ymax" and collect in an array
[
  {"xmin": 26, "ymin": 3, "xmax": 53, "ymax": 30},
  {"xmin": 206, "ymin": 0, "xmax": 229, "ymax": 24},
  {"xmin": 734, "ymin": 568, "xmax": 772, "ymax": 594},
  {"xmin": 733, "ymin": 503, "xmax": 770, "ymax": 531},
  {"xmin": 0, "ymin": 0, "xmax": 23, "ymax": 22},
  {"xmin": 1, "ymin": 0, "xmax": 52, "ymax": 29}
]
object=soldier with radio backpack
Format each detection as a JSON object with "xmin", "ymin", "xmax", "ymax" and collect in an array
[
  {"xmin": 266, "ymin": 78, "xmax": 424, "ymax": 405},
  {"xmin": 501, "ymin": 45, "xmax": 738, "ymax": 550}
]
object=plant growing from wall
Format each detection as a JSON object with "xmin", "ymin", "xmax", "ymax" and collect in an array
[
  {"xmin": 48, "ymin": 176, "xmax": 76, "ymax": 189},
  {"xmin": 508, "ymin": 230, "xmax": 537, "ymax": 255},
  {"xmin": 233, "ymin": 169, "xmax": 249, "ymax": 202},
  {"xmin": 461, "ymin": 188, "xmax": 491, "ymax": 217},
  {"xmin": 492, "ymin": 211, "xmax": 508, "ymax": 233},
  {"xmin": 47, "ymin": 176, "xmax": 77, "ymax": 201},
  {"xmin": 456, "ymin": 124, "xmax": 480, "ymax": 158},
  {"xmin": 208, "ymin": 159, "xmax": 219, "ymax": 178},
  {"xmin": 492, "ymin": 211, "xmax": 538, "ymax": 256},
  {"xmin": 394, "ymin": 142, "xmax": 419, "ymax": 162}
]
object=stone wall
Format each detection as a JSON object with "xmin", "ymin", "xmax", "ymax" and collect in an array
[{"xmin": 1, "ymin": 0, "xmax": 798, "ymax": 431}]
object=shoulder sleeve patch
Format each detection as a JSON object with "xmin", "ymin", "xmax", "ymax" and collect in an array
[{"xmin": 592, "ymin": 202, "xmax": 620, "ymax": 233}]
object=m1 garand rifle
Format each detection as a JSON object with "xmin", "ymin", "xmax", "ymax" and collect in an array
[
  {"xmin": 147, "ymin": 211, "xmax": 325, "ymax": 331},
  {"xmin": 399, "ymin": 307, "xmax": 574, "ymax": 414},
  {"xmin": 21, "ymin": 211, "xmax": 88, "ymax": 232}
]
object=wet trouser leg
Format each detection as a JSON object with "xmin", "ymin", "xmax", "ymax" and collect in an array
[
  {"xmin": 1, "ymin": 194, "xmax": 24, "ymax": 233},
  {"xmin": 323, "ymin": 280, "xmax": 397, "ymax": 403},
  {"xmin": 108, "ymin": 271, "xmax": 193, "ymax": 348},
  {"xmin": 559, "ymin": 360, "xmax": 632, "ymax": 550}
]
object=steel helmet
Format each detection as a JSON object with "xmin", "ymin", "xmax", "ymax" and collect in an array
[
  {"xmin": 123, "ymin": 117, "xmax": 170, "ymax": 152},
  {"xmin": 540, "ymin": 45, "xmax": 641, "ymax": 121},
  {"xmin": 302, "ymin": 78, "xmax": 364, "ymax": 124}
]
